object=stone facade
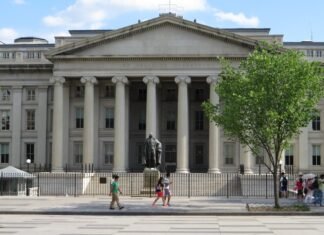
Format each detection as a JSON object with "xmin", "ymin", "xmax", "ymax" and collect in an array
[{"xmin": 0, "ymin": 14, "xmax": 323, "ymax": 173}]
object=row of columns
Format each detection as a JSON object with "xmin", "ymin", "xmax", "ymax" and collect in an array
[{"xmin": 50, "ymin": 75, "xmax": 253, "ymax": 173}]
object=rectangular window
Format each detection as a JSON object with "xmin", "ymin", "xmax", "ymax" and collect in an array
[
  {"xmin": 166, "ymin": 88, "xmax": 176, "ymax": 101},
  {"xmin": 195, "ymin": 89, "xmax": 205, "ymax": 101},
  {"xmin": 165, "ymin": 145, "xmax": 176, "ymax": 163},
  {"xmin": 0, "ymin": 87, "xmax": 11, "ymax": 101},
  {"xmin": 75, "ymin": 107, "xmax": 84, "ymax": 128},
  {"xmin": 255, "ymin": 147, "xmax": 265, "ymax": 165},
  {"xmin": 26, "ymin": 88, "xmax": 36, "ymax": 101},
  {"xmin": 105, "ymin": 85, "xmax": 115, "ymax": 98},
  {"xmin": 166, "ymin": 112, "xmax": 176, "ymax": 130},
  {"xmin": 312, "ymin": 145, "xmax": 321, "ymax": 166},
  {"xmin": 138, "ymin": 110, "xmax": 146, "ymax": 130},
  {"xmin": 1, "ymin": 52, "xmax": 9, "ymax": 59},
  {"xmin": 307, "ymin": 50, "xmax": 314, "ymax": 57},
  {"xmin": 104, "ymin": 142, "xmax": 114, "ymax": 164},
  {"xmin": 75, "ymin": 86, "xmax": 84, "ymax": 98},
  {"xmin": 285, "ymin": 145, "xmax": 294, "ymax": 165},
  {"xmin": 0, "ymin": 143, "xmax": 9, "ymax": 163},
  {"xmin": 26, "ymin": 51, "xmax": 35, "ymax": 59},
  {"xmin": 0, "ymin": 110, "xmax": 10, "ymax": 130},
  {"xmin": 312, "ymin": 116, "xmax": 320, "ymax": 131},
  {"xmin": 74, "ymin": 142, "xmax": 83, "ymax": 164},
  {"xmin": 26, "ymin": 110, "xmax": 35, "ymax": 130},
  {"xmin": 316, "ymin": 50, "xmax": 322, "ymax": 57},
  {"xmin": 195, "ymin": 144, "xmax": 204, "ymax": 165},
  {"xmin": 224, "ymin": 142, "xmax": 235, "ymax": 165},
  {"xmin": 138, "ymin": 88, "xmax": 147, "ymax": 101},
  {"xmin": 26, "ymin": 143, "xmax": 35, "ymax": 163},
  {"xmin": 195, "ymin": 111, "xmax": 204, "ymax": 130},
  {"xmin": 105, "ymin": 108, "xmax": 114, "ymax": 128}
]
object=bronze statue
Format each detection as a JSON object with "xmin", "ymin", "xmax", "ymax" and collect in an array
[{"xmin": 143, "ymin": 133, "xmax": 162, "ymax": 168}]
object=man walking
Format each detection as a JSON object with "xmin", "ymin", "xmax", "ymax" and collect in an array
[{"xmin": 109, "ymin": 175, "xmax": 124, "ymax": 210}]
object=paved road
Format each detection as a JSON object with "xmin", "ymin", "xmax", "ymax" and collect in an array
[{"xmin": 1, "ymin": 214, "xmax": 324, "ymax": 235}]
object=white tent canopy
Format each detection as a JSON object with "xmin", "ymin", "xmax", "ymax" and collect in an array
[{"xmin": 0, "ymin": 166, "xmax": 34, "ymax": 178}]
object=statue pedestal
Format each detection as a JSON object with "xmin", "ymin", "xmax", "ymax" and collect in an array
[{"xmin": 141, "ymin": 168, "xmax": 160, "ymax": 195}]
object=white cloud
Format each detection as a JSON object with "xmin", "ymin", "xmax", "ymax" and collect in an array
[
  {"xmin": 43, "ymin": 0, "xmax": 208, "ymax": 29},
  {"xmin": 214, "ymin": 11, "xmax": 259, "ymax": 27},
  {"xmin": 0, "ymin": 28, "xmax": 19, "ymax": 43},
  {"xmin": 13, "ymin": 0, "xmax": 26, "ymax": 5}
]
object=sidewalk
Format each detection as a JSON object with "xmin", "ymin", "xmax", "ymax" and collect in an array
[{"xmin": 0, "ymin": 196, "xmax": 323, "ymax": 216}]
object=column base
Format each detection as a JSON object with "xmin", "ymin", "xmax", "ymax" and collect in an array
[
  {"xmin": 112, "ymin": 168, "xmax": 127, "ymax": 173},
  {"xmin": 176, "ymin": 168, "xmax": 189, "ymax": 173},
  {"xmin": 51, "ymin": 167, "xmax": 65, "ymax": 172},
  {"xmin": 208, "ymin": 168, "xmax": 221, "ymax": 174},
  {"xmin": 244, "ymin": 169, "xmax": 254, "ymax": 174}
]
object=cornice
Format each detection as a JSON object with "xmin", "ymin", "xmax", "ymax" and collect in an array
[
  {"xmin": 49, "ymin": 55, "xmax": 246, "ymax": 62},
  {"xmin": 0, "ymin": 64, "xmax": 53, "ymax": 71}
]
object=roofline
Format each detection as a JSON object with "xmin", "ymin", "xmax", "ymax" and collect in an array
[
  {"xmin": 0, "ymin": 44, "xmax": 55, "ymax": 48},
  {"xmin": 284, "ymin": 41, "xmax": 324, "ymax": 46},
  {"xmin": 46, "ymin": 14, "xmax": 257, "ymax": 58}
]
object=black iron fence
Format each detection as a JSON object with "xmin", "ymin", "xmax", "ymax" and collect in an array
[{"xmin": 0, "ymin": 172, "xmax": 304, "ymax": 198}]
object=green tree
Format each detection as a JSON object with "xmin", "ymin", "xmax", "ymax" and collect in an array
[{"xmin": 202, "ymin": 43, "xmax": 324, "ymax": 208}]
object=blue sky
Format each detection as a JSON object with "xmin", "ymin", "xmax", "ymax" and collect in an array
[{"xmin": 1, "ymin": 0, "xmax": 323, "ymax": 43}]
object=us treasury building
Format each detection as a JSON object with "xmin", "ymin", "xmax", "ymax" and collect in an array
[{"xmin": 1, "ymin": 14, "xmax": 324, "ymax": 174}]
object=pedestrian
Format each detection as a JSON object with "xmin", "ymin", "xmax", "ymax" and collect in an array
[
  {"xmin": 312, "ymin": 176, "xmax": 322, "ymax": 206},
  {"xmin": 294, "ymin": 175, "xmax": 304, "ymax": 202},
  {"xmin": 109, "ymin": 175, "xmax": 124, "ymax": 210},
  {"xmin": 152, "ymin": 177, "xmax": 164, "ymax": 207},
  {"xmin": 304, "ymin": 178, "xmax": 314, "ymax": 204},
  {"xmin": 162, "ymin": 172, "xmax": 172, "ymax": 207},
  {"xmin": 319, "ymin": 174, "xmax": 324, "ymax": 206},
  {"xmin": 279, "ymin": 172, "xmax": 288, "ymax": 198}
]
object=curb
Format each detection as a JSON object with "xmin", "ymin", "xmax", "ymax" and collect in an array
[{"xmin": 1, "ymin": 211, "xmax": 324, "ymax": 216}]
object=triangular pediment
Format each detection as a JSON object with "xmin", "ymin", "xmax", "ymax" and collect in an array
[{"xmin": 46, "ymin": 14, "xmax": 257, "ymax": 59}]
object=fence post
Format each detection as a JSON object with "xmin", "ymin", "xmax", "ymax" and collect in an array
[
  {"xmin": 188, "ymin": 173, "xmax": 191, "ymax": 198},
  {"xmin": 266, "ymin": 174, "xmax": 268, "ymax": 199},
  {"xmin": 226, "ymin": 173, "xmax": 229, "ymax": 198},
  {"xmin": 0, "ymin": 172, "xmax": 2, "ymax": 196},
  {"xmin": 37, "ymin": 173, "xmax": 40, "ymax": 197},
  {"xmin": 74, "ymin": 173, "xmax": 77, "ymax": 197},
  {"xmin": 149, "ymin": 173, "xmax": 152, "ymax": 198}
]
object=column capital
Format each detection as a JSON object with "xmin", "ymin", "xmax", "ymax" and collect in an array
[
  {"xmin": 81, "ymin": 76, "xmax": 98, "ymax": 84},
  {"xmin": 175, "ymin": 75, "xmax": 191, "ymax": 85},
  {"xmin": 50, "ymin": 76, "xmax": 65, "ymax": 85},
  {"xmin": 112, "ymin": 76, "xmax": 128, "ymax": 84},
  {"xmin": 206, "ymin": 75, "xmax": 218, "ymax": 84},
  {"xmin": 143, "ymin": 76, "xmax": 159, "ymax": 84}
]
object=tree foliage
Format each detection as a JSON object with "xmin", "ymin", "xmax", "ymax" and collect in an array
[{"xmin": 202, "ymin": 42, "xmax": 324, "ymax": 207}]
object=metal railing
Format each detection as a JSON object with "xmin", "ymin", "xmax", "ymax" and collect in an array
[{"xmin": 0, "ymin": 172, "xmax": 303, "ymax": 198}]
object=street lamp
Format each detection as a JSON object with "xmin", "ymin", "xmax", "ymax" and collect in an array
[{"xmin": 26, "ymin": 159, "xmax": 31, "ymax": 172}]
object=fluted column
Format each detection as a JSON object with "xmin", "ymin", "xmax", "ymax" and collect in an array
[
  {"xmin": 112, "ymin": 76, "xmax": 128, "ymax": 172},
  {"xmin": 299, "ymin": 125, "xmax": 309, "ymax": 172},
  {"xmin": 81, "ymin": 76, "xmax": 97, "ymax": 167},
  {"xmin": 143, "ymin": 76, "xmax": 159, "ymax": 138},
  {"xmin": 49, "ymin": 77, "xmax": 66, "ymax": 171},
  {"xmin": 241, "ymin": 145, "xmax": 254, "ymax": 174},
  {"xmin": 207, "ymin": 76, "xmax": 221, "ymax": 173},
  {"xmin": 175, "ymin": 75, "xmax": 191, "ymax": 173}
]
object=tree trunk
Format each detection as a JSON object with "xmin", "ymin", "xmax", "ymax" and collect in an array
[{"xmin": 273, "ymin": 166, "xmax": 280, "ymax": 208}]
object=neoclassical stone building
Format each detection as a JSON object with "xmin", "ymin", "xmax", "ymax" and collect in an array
[{"xmin": 0, "ymin": 14, "xmax": 323, "ymax": 173}]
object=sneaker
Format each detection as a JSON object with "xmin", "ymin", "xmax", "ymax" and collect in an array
[
  {"xmin": 119, "ymin": 206, "xmax": 124, "ymax": 210},
  {"xmin": 109, "ymin": 207, "xmax": 115, "ymax": 210},
  {"xmin": 152, "ymin": 204, "xmax": 157, "ymax": 207}
]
